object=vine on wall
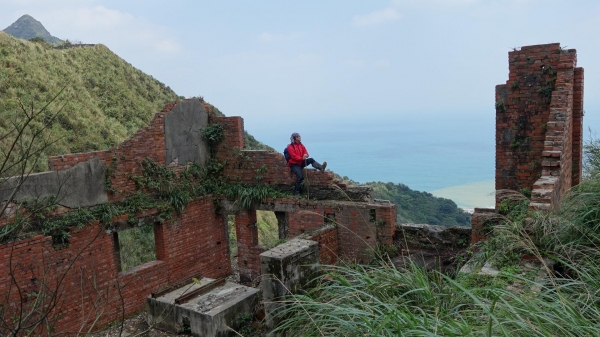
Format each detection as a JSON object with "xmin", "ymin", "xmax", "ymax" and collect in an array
[{"xmin": 1, "ymin": 122, "xmax": 289, "ymax": 245}]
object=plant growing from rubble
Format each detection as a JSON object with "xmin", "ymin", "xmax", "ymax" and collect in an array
[
  {"xmin": 202, "ymin": 123, "xmax": 224, "ymax": 144},
  {"xmin": 495, "ymin": 100, "xmax": 506, "ymax": 112}
]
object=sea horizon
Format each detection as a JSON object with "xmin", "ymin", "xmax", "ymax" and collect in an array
[{"xmin": 248, "ymin": 113, "xmax": 496, "ymax": 208}]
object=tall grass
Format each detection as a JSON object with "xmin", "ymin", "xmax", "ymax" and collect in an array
[
  {"xmin": 273, "ymin": 171, "xmax": 600, "ymax": 336},
  {"xmin": 274, "ymin": 254, "xmax": 600, "ymax": 336}
]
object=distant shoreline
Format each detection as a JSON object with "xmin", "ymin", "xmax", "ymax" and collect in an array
[{"xmin": 430, "ymin": 180, "xmax": 495, "ymax": 210}]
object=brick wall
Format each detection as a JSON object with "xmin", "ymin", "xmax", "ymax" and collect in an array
[
  {"xmin": 282, "ymin": 199, "xmax": 396, "ymax": 263},
  {"xmin": 572, "ymin": 68, "xmax": 584, "ymax": 186},
  {"xmin": 211, "ymin": 112, "xmax": 351, "ymax": 198},
  {"xmin": 474, "ymin": 43, "xmax": 584, "ymax": 243},
  {"xmin": 3, "ymin": 98, "xmax": 400, "ymax": 334},
  {"xmin": 230, "ymin": 198, "xmax": 396, "ymax": 279},
  {"xmin": 48, "ymin": 102, "xmax": 178, "ymax": 203},
  {"xmin": 494, "ymin": 43, "xmax": 583, "ymax": 210},
  {"xmin": 235, "ymin": 209, "xmax": 265, "ymax": 283},
  {"xmin": 307, "ymin": 225, "xmax": 339, "ymax": 265},
  {"xmin": 0, "ymin": 197, "xmax": 228, "ymax": 334}
]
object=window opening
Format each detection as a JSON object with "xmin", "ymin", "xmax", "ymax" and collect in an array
[
  {"xmin": 257, "ymin": 210, "xmax": 279, "ymax": 249},
  {"xmin": 226, "ymin": 214, "xmax": 238, "ymax": 281},
  {"xmin": 116, "ymin": 224, "xmax": 157, "ymax": 271},
  {"xmin": 369, "ymin": 209, "xmax": 377, "ymax": 222}
]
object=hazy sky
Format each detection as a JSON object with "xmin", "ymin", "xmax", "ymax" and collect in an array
[{"xmin": 2, "ymin": 0, "xmax": 600, "ymax": 142}]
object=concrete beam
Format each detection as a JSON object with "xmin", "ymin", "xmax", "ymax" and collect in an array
[{"xmin": 0, "ymin": 158, "xmax": 107, "ymax": 208}]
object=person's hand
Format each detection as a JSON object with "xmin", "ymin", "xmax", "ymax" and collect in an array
[{"xmin": 303, "ymin": 154, "xmax": 308, "ymax": 159}]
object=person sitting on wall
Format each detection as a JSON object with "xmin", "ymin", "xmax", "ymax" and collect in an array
[{"xmin": 287, "ymin": 132, "xmax": 327, "ymax": 196}]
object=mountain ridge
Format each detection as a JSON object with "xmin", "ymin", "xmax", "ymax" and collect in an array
[{"xmin": 3, "ymin": 14, "xmax": 63, "ymax": 45}]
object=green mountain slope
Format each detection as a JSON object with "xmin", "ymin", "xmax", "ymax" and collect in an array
[
  {"xmin": 369, "ymin": 181, "xmax": 471, "ymax": 227},
  {"xmin": 0, "ymin": 32, "xmax": 181, "ymax": 171},
  {"xmin": 3, "ymin": 15, "xmax": 63, "ymax": 45}
]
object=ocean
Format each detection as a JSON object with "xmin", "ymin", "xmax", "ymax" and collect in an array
[
  {"xmin": 247, "ymin": 112, "xmax": 497, "ymax": 210},
  {"xmin": 243, "ymin": 104, "xmax": 600, "ymax": 211}
]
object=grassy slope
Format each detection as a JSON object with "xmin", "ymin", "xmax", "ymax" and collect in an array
[{"xmin": 0, "ymin": 32, "xmax": 181, "ymax": 171}]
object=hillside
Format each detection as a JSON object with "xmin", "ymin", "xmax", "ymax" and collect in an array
[
  {"xmin": 369, "ymin": 181, "xmax": 471, "ymax": 227},
  {"xmin": 0, "ymin": 32, "xmax": 183, "ymax": 171},
  {"xmin": 0, "ymin": 32, "xmax": 273, "ymax": 172},
  {"xmin": 3, "ymin": 15, "xmax": 63, "ymax": 45}
]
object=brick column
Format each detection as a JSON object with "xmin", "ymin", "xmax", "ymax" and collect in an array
[
  {"xmin": 235, "ymin": 209, "xmax": 264, "ymax": 283},
  {"xmin": 376, "ymin": 205, "xmax": 396, "ymax": 246},
  {"xmin": 572, "ymin": 67, "xmax": 584, "ymax": 186},
  {"xmin": 471, "ymin": 208, "xmax": 497, "ymax": 245}
]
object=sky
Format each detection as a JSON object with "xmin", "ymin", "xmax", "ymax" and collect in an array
[{"xmin": 2, "ymin": 0, "xmax": 600, "ymax": 148}]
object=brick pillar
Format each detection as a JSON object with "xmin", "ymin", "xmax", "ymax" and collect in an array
[
  {"xmin": 376, "ymin": 205, "xmax": 396, "ymax": 246},
  {"xmin": 213, "ymin": 116, "xmax": 244, "ymax": 163},
  {"xmin": 153, "ymin": 222, "xmax": 166, "ymax": 261},
  {"xmin": 235, "ymin": 209, "xmax": 264, "ymax": 283},
  {"xmin": 572, "ymin": 67, "xmax": 584, "ymax": 186},
  {"xmin": 471, "ymin": 208, "xmax": 497, "ymax": 245}
]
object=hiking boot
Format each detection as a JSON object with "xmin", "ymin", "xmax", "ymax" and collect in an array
[{"xmin": 313, "ymin": 161, "xmax": 327, "ymax": 172}]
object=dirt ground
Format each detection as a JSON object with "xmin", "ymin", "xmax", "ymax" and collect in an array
[{"xmin": 89, "ymin": 312, "xmax": 267, "ymax": 337}]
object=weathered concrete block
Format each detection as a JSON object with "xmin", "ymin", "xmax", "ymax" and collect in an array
[
  {"xmin": 147, "ymin": 278, "xmax": 259, "ymax": 337},
  {"xmin": 165, "ymin": 99, "xmax": 209, "ymax": 166},
  {"xmin": 0, "ymin": 157, "xmax": 107, "ymax": 207},
  {"xmin": 260, "ymin": 239, "xmax": 319, "ymax": 328}
]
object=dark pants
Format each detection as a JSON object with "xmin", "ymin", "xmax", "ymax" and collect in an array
[{"xmin": 291, "ymin": 158, "xmax": 319, "ymax": 194}]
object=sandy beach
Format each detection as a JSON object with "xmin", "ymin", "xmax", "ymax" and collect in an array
[{"xmin": 430, "ymin": 180, "xmax": 495, "ymax": 211}]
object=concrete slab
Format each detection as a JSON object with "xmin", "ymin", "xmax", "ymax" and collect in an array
[
  {"xmin": 164, "ymin": 99, "xmax": 209, "ymax": 166},
  {"xmin": 147, "ymin": 278, "xmax": 259, "ymax": 337}
]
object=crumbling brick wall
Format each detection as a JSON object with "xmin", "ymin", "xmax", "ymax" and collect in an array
[
  {"xmin": 495, "ymin": 43, "xmax": 583, "ymax": 210},
  {"xmin": 219, "ymin": 197, "xmax": 396, "ymax": 280},
  {"xmin": 1, "ymin": 98, "xmax": 398, "ymax": 334},
  {"xmin": 473, "ymin": 43, "xmax": 584, "ymax": 245},
  {"xmin": 48, "ymin": 102, "xmax": 177, "ymax": 202},
  {"xmin": 211, "ymin": 111, "xmax": 361, "ymax": 200},
  {"xmin": 234, "ymin": 209, "xmax": 265, "ymax": 283},
  {"xmin": 0, "ymin": 197, "xmax": 228, "ymax": 334},
  {"xmin": 306, "ymin": 225, "xmax": 339, "ymax": 265}
]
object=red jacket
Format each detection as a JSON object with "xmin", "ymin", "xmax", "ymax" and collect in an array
[{"xmin": 287, "ymin": 142, "xmax": 308, "ymax": 166}]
